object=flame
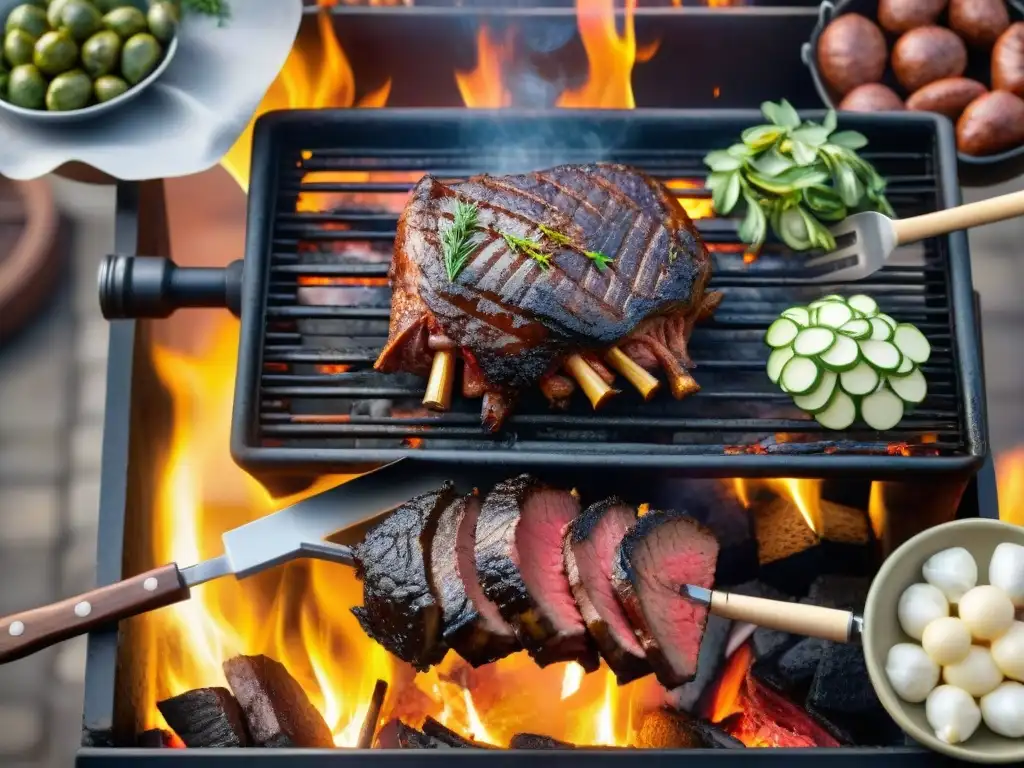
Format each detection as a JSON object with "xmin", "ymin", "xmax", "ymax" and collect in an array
[
  {"xmin": 561, "ymin": 662, "xmax": 586, "ymax": 700},
  {"xmin": 455, "ymin": 26, "xmax": 513, "ymax": 108},
  {"xmin": 707, "ymin": 643, "xmax": 751, "ymax": 723},
  {"xmin": 732, "ymin": 478, "xmax": 823, "ymax": 533},
  {"xmin": 867, "ymin": 481, "xmax": 886, "ymax": 540},
  {"xmin": 998, "ymin": 447, "xmax": 1024, "ymax": 526}
]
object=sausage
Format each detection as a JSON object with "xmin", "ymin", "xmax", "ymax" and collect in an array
[
  {"xmin": 892, "ymin": 26, "xmax": 969, "ymax": 92},
  {"xmin": 839, "ymin": 83, "xmax": 906, "ymax": 111},
  {"xmin": 993, "ymin": 22, "xmax": 1024, "ymax": 98},
  {"xmin": 878, "ymin": 0, "xmax": 948, "ymax": 33},
  {"xmin": 817, "ymin": 14, "xmax": 888, "ymax": 96},
  {"xmin": 956, "ymin": 90, "xmax": 1024, "ymax": 155},
  {"xmin": 907, "ymin": 78, "xmax": 988, "ymax": 120},
  {"xmin": 948, "ymin": 0, "xmax": 1010, "ymax": 48}
]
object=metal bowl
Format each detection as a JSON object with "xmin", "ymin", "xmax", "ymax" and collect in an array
[
  {"xmin": 801, "ymin": 0, "xmax": 1024, "ymax": 187},
  {"xmin": 862, "ymin": 518, "xmax": 1024, "ymax": 764}
]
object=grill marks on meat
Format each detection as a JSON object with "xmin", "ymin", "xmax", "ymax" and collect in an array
[
  {"xmin": 351, "ymin": 483, "xmax": 457, "ymax": 670},
  {"xmin": 429, "ymin": 492, "xmax": 520, "ymax": 666},
  {"xmin": 563, "ymin": 498, "xmax": 651, "ymax": 683},
  {"xmin": 376, "ymin": 163, "xmax": 715, "ymax": 429},
  {"xmin": 475, "ymin": 475, "xmax": 598, "ymax": 670},
  {"xmin": 613, "ymin": 511, "xmax": 720, "ymax": 689}
]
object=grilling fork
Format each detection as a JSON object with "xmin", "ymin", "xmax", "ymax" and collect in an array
[{"xmin": 804, "ymin": 189, "xmax": 1024, "ymax": 282}]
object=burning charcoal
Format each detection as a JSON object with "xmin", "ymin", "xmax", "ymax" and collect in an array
[
  {"xmin": 356, "ymin": 680, "xmax": 388, "ymax": 749},
  {"xmin": 509, "ymin": 733, "xmax": 576, "ymax": 749},
  {"xmin": 222, "ymin": 655, "xmax": 333, "ymax": 748},
  {"xmin": 635, "ymin": 709, "xmax": 743, "ymax": 749},
  {"xmin": 421, "ymin": 717, "xmax": 493, "ymax": 748},
  {"xmin": 375, "ymin": 720, "xmax": 441, "ymax": 749},
  {"xmin": 741, "ymin": 671, "xmax": 841, "ymax": 747},
  {"xmin": 135, "ymin": 729, "xmax": 178, "ymax": 748},
  {"xmin": 773, "ymin": 638, "xmax": 831, "ymax": 696},
  {"xmin": 805, "ymin": 574, "xmax": 871, "ymax": 611},
  {"xmin": 156, "ymin": 687, "xmax": 251, "ymax": 748},
  {"xmin": 816, "ymin": 501, "xmax": 874, "ymax": 577},
  {"xmin": 671, "ymin": 614, "xmax": 733, "ymax": 714},
  {"xmin": 688, "ymin": 720, "xmax": 745, "ymax": 749}
]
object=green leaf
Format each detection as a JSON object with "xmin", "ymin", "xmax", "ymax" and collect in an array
[
  {"xmin": 802, "ymin": 185, "xmax": 846, "ymax": 222},
  {"xmin": 823, "ymin": 110, "xmax": 837, "ymax": 134},
  {"xmin": 775, "ymin": 203, "xmax": 813, "ymax": 250},
  {"xmin": 829, "ymin": 130, "xmax": 868, "ymax": 150},
  {"xmin": 737, "ymin": 192, "xmax": 767, "ymax": 248},
  {"xmin": 761, "ymin": 99, "xmax": 801, "ymax": 129},
  {"xmin": 712, "ymin": 172, "xmax": 742, "ymax": 215},
  {"xmin": 832, "ymin": 162, "xmax": 864, "ymax": 208},
  {"xmin": 750, "ymin": 148, "xmax": 795, "ymax": 177},
  {"xmin": 727, "ymin": 143, "xmax": 752, "ymax": 158},
  {"xmin": 742, "ymin": 124, "xmax": 785, "ymax": 151},
  {"xmin": 704, "ymin": 150, "xmax": 743, "ymax": 172},
  {"xmin": 806, "ymin": 214, "xmax": 837, "ymax": 251},
  {"xmin": 789, "ymin": 139, "xmax": 818, "ymax": 166},
  {"xmin": 746, "ymin": 166, "xmax": 830, "ymax": 196},
  {"xmin": 791, "ymin": 125, "xmax": 831, "ymax": 148},
  {"xmin": 705, "ymin": 171, "xmax": 731, "ymax": 191}
]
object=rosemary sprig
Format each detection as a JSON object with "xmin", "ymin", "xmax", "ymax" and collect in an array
[
  {"xmin": 584, "ymin": 251, "xmax": 614, "ymax": 271},
  {"xmin": 501, "ymin": 231, "xmax": 552, "ymax": 271},
  {"xmin": 538, "ymin": 225, "xmax": 572, "ymax": 246},
  {"xmin": 179, "ymin": 0, "xmax": 231, "ymax": 22},
  {"xmin": 441, "ymin": 200, "xmax": 480, "ymax": 282}
]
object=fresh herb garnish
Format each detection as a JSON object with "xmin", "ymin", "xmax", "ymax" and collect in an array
[
  {"xmin": 703, "ymin": 99, "xmax": 893, "ymax": 255},
  {"xmin": 441, "ymin": 200, "xmax": 480, "ymax": 282},
  {"xmin": 668, "ymin": 245, "xmax": 679, "ymax": 263},
  {"xmin": 501, "ymin": 231, "xmax": 552, "ymax": 271},
  {"xmin": 179, "ymin": 0, "xmax": 231, "ymax": 22},
  {"xmin": 584, "ymin": 250, "xmax": 614, "ymax": 271},
  {"xmin": 538, "ymin": 224, "xmax": 572, "ymax": 246}
]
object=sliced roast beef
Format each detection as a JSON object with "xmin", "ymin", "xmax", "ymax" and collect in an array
[
  {"xmin": 563, "ymin": 498, "xmax": 651, "ymax": 683},
  {"xmin": 475, "ymin": 475, "xmax": 598, "ymax": 670},
  {"xmin": 612, "ymin": 510, "xmax": 719, "ymax": 689},
  {"xmin": 351, "ymin": 482, "xmax": 457, "ymax": 670},
  {"xmin": 429, "ymin": 491, "xmax": 520, "ymax": 666}
]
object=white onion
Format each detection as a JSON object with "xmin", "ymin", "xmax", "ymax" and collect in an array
[
  {"xmin": 897, "ymin": 583, "xmax": 949, "ymax": 640},
  {"xmin": 921, "ymin": 617, "xmax": 971, "ymax": 666},
  {"xmin": 922, "ymin": 547, "xmax": 978, "ymax": 604},
  {"xmin": 980, "ymin": 681, "xmax": 1024, "ymax": 739},
  {"xmin": 958, "ymin": 585, "xmax": 1015, "ymax": 642},
  {"xmin": 943, "ymin": 646, "xmax": 1004, "ymax": 697},
  {"xmin": 885, "ymin": 643, "xmax": 941, "ymax": 703},
  {"xmin": 989, "ymin": 542, "xmax": 1024, "ymax": 608},
  {"xmin": 991, "ymin": 621, "xmax": 1024, "ymax": 682},
  {"xmin": 926, "ymin": 685, "xmax": 981, "ymax": 745}
]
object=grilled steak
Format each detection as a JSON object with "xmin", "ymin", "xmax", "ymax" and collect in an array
[
  {"xmin": 351, "ymin": 482, "xmax": 457, "ymax": 670},
  {"xmin": 613, "ymin": 511, "xmax": 719, "ymax": 689},
  {"xmin": 376, "ymin": 163, "xmax": 719, "ymax": 429},
  {"xmin": 475, "ymin": 475, "xmax": 599, "ymax": 669},
  {"xmin": 563, "ymin": 498, "xmax": 651, "ymax": 683},
  {"xmin": 430, "ymin": 491, "xmax": 520, "ymax": 666}
]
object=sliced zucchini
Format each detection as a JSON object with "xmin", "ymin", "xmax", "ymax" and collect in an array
[
  {"xmin": 890, "ymin": 355, "xmax": 915, "ymax": 377},
  {"xmin": 861, "ymin": 387, "xmax": 905, "ymax": 430},
  {"xmin": 793, "ymin": 370, "xmax": 838, "ymax": 414},
  {"xmin": 820, "ymin": 294, "xmax": 847, "ymax": 303},
  {"xmin": 893, "ymin": 323, "xmax": 931, "ymax": 364},
  {"xmin": 840, "ymin": 361, "xmax": 880, "ymax": 396},
  {"xmin": 781, "ymin": 306, "xmax": 811, "ymax": 327},
  {"xmin": 808, "ymin": 298, "xmax": 833, "ymax": 309},
  {"xmin": 847, "ymin": 294, "xmax": 879, "ymax": 317},
  {"xmin": 815, "ymin": 301, "xmax": 854, "ymax": 329},
  {"xmin": 815, "ymin": 390, "xmax": 857, "ymax": 430},
  {"xmin": 767, "ymin": 346, "xmax": 796, "ymax": 384},
  {"xmin": 838, "ymin": 318, "xmax": 871, "ymax": 340},
  {"xmin": 861, "ymin": 339, "xmax": 902, "ymax": 372},
  {"xmin": 819, "ymin": 333, "xmax": 860, "ymax": 372},
  {"xmin": 876, "ymin": 313, "xmax": 897, "ymax": 330},
  {"xmin": 869, "ymin": 317, "xmax": 894, "ymax": 341},
  {"xmin": 765, "ymin": 317, "xmax": 800, "ymax": 348},
  {"xmin": 779, "ymin": 355, "xmax": 822, "ymax": 396},
  {"xmin": 793, "ymin": 327, "xmax": 837, "ymax": 357},
  {"xmin": 888, "ymin": 367, "xmax": 927, "ymax": 405}
]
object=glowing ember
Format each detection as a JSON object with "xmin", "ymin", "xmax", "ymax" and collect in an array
[{"xmin": 998, "ymin": 447, "xmax": 1024, "ymax": 526}]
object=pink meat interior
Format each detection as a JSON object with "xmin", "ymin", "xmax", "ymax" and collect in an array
[
  {"xmin": 573, "ymin": 505, "xmax": 645, "ymax": 658},
  {"xmin": 516, "ymin": 489, "xmax": 584, "ymax": 632},
  {"xmin": 457, "ymin": 497, "xmax": 515, "ymax": 635}
]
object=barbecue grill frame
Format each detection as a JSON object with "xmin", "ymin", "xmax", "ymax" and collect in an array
[{"xmin": 229, "ymin": 108, "xmax": 988, "ymax": 484}]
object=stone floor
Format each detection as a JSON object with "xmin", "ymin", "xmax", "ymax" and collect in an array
[{"xmin": 0, "ymin": 169, "xmax": 1020, "ymax": 766}]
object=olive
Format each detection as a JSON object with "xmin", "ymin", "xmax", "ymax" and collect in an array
[
  {"xmin": 146, "ymin": 1, "xmax": 178, "ymax": 44},
  {"xmin": 5, "ymin": 4, "xmax": 49, "ymax": 38},
  {"xmin": 120, "ymin": 31, "xmax": 160, "ymax": 85},
  {"xmin": 4, "ymin": 29, "xmax": 36, "ymax": 66},
  {"xmin": 91, "ymin": 0, "xmax": 123, "ymax": 12},
  {"xmin": 45, "ymin": 67, "xmax": 91, "ymax": 110},
  {"xmin": 81, "ymin": 29, "xmax": 119, "ymax": 78},
  {"xmin": 93, "ymin": 72, "xmax": 127, "ymax": 102},
  {"xmin": 102, "ymin": 6, "xmax": 146, "ymax": 39},
  {"xmin": 57, "ymin": 0, "xmax": 102, "ymax": 42},
  {"xmin": 7, "ymin": 62, "xmax": 46, "ymax": 108},
  {"xmin": 46, "ymin": 0, "xmax": 70, "ymax": 30},
  {"xmin": 33, "ymin": 29, "xmax": 78, "ymax": 76}
]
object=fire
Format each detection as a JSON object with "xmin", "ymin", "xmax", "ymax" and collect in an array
[
  {"xmin": 455, "ymin": 26, "xmax": 513, "ymax": 108},
  {"xmin": 998, "ymin": 447, "xmax": 1024, "ymax": 526},
  {"xmin": 707, "ymin": 642, "xmax": 751, "ymax": 723},
  {"xmin": 733, "ymin": 478, "xmax": 824, "ymax": 533}
]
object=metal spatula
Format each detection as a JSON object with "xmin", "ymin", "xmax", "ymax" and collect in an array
[{"xmin": 804, "ymin": 188, "xmax": 1024, "ymax": 282}]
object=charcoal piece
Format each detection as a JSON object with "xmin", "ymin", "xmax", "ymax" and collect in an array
[
  {"xmin": 745, "ymin": 671, "xmax": 841, "ymax": 747},
  {"xmin": 135, "ymin": 729, "xmax": 177, "ymax": 748},
  {"xmin": 805, "ymin": 574, "xmax": 871, "ymax": 611},
  {"xmin": 156, "ymin": 687, "xmax": 251, "ymax": 748},
  {"xmin": 774, "ymin": 637, "xmax": 831, "ymax": 695},
  {"xmin": 421, "ymin": 717, "xmax": 492, "ymax": 748},
  {"xmin": 375, "ymin": 720, "xmax": 441, "ymax": 749},
  {"xmin": 356, "ymin": 680, "xmax": 389, "ymax": 749},
  {"xmin": 671, "ymin": 614, "xmax": 732, "ymax": 714},
  {"xmin": 688, "ymin": 720, "xmax": 745, "ymax": 749},
  {"xmin": 222, "ymin": 655, "xmax": 333, "ymax": 748},
  {"xmin": 816, "ymin": 501, "xmax": 874, "ymax": 577},
  {"xmin": 509, "ymin": 733, "xmax": 576, "ymax": 749},
  {"xmin": 635, "ymin": 709, "xmax": 743, "ymax": 749},
  {"xmin": 752, "ymin": 497, "xmax": 822, "ymax": 593}
]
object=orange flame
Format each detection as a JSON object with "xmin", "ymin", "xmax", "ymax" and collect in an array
[
  {"xmin": 707, "ymin": 643, "xmax": 751, "ymax": 723},
  {"xmin": 733, "ymin": 478, "xmax": 824, "ymax": 533},
  {"xmin": 455, "ymin": 26, "xmax": 513, "ymax": 108},
  {"xmin": 998, "ymin": 447, "xmax": 1024, "ymax": 526}
]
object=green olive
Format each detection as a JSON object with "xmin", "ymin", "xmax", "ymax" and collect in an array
[
  {"xmin": 102, "ymin": 6, "xmax": 146, "ymax": 39},
  {"xmin": 93, "ymin": 72, "xmax": 126, "ymax": 102},
  {"xmin": 45, "ymin": 67, "xmax": 91, "ymax": 110},
  {"xmin": 120, "ymin": 31, "xmax": 159, "ymax": 85},
  {"xmin": 4, "ymin": 29, "xmax": 36, "ymax": 67},
  {"xmin": 56, "ymin": 0, "xmax": 101, "ymax": 42},
  {"xmin": 80, "ymin": 28, "xmax": 119, "ymax": 78},
  {"xmin": 7, "ymin": 63, "xmax": 46, "ymax": 109},
  {"xmin": 90, "ymin": 0, "xmax": 123, "ymax": 12},
  {"xmin": 33, "ymin": 29, "xmax": 78, "ymax": 76},
  {"xmin": 46, "ymin": 0, "xmax": 69, "ymax": 29},
  {"xmin": 5, "ymin": 4, "xmax": 49, "ymax": 38},
  {"xmin": 146, "ymin": 1, "xmax": 177, "ymax": 44}
]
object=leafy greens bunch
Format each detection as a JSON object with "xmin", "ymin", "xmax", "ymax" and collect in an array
[{"xmin": 702, "ymin": 100, "xmax": 894, "ymax": 254}]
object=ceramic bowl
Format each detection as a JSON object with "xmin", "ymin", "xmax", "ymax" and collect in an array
[{"xmin": 863, "ymin": 518, "xmax": 1024, "ymax": 764}]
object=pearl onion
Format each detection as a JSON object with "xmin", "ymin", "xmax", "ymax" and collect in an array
[
  {"xmin": 989, "ymin": 542, "xmax": 1024, "ymax": 608},
  {"xmin": 958, "ymin": 585, "xmax": 1015, "ymax": 642},
  {"xmin": 926, "ymin": 685, "xmax": 981, "ymax": 745},
  {"xmin": 922, "ymin": 617, "xmax": 971, "ymax": 666},
  {"xmin": 885, "ymin": 643, "xmax": 941, "ymax": 703},
  {"xmin": 923, "ymin": 547, "xmax": 978, "ymax": 604},
  {"xmin": 980, "ymin": 681, "xmax": 1024, "ymax": 738},
  {"xmin": 991, "ymin": 621, "xmax": 1024, "ymax": 682},
  {"xmin": 898, "ymin": 583, "xmax": 949, "ymax": 640},
  {"xmin": 943, "ymin": 646, "xmax": 1004, "ymax": 697}
]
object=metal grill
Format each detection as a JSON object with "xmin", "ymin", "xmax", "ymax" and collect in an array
[{"xmin": 231, "ymin": 109, "xmax": 986, "ymax": 481}]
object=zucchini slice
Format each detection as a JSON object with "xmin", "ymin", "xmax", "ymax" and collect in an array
[
  {"xmin": 779, "ymin": 355, "xmax": 822, "ymax": 396},
  {"xmin": 847, "ymin": 294, "xmax": 879, "ymax": 317},
  {"xmin": 815, "ymin": 301, "xmax": 854, "ymax": 329},
  {"xmin": 876, "ymin": 313, "xmax": 897, "ymax": 330},
  {"xmin": 860, "ymin": 339, "xmax": 902, "ymax": 372},
  {"xmin": 815, "ymin": 390, "xmax": 857, "ymax": 430},
  {"xmin": 861, "ymin": 387, "xmax": 905, "ymax": 430},
  {"xmin": 793, "ymin": 370, "xmax": 838, "ymax": 414},
  {"xmin": 838, "ymin": 318, "xmax": 871, "ymax": 340},
  {"xmin": 781, "ymin": 306, "xmax": 811, "ymax": 327},
  {"xmin": 793, "ymin": 327, "xmax": 837, "ymax": 357},
  {"xmin": 890, "ymin": 355, "xmax": 915, "ymax": 377},
  {"xmin": 840, "ymin": 361, "xmax": 880, "ymax": 396},
  {"xmin": 819, "ymin": 333, "xmax": 860, "ymax": 372},
  {"xmin": 869, "ymin": 317, "xmax": 894, "ymax": 341},
  {"xmin": 767, "ymin": 346, "xmax": 796, "ymax": 384},
  {"xmin": 888, "ymin": 366, "xmax": 927, "ymax": 405},
  {"xmin": 893, "ymin": 323, "xmax": 931, "ymax": 364},
  {"xmin": 765, "ymin": 317, "xmax": 800, "ymax": 348}
]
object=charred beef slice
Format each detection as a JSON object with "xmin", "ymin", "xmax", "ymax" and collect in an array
[
  {"xmin": 351, "ymin": 482, "xmax": 457, "ymax": 670},
  {"xmin": 429, "ymin": 491, "xmax": 520, "ymax": 666},
  {"xmin": 563, "ymin": 498, "xmax": 651, "ymax": 683},
  {"xmin": 613, "ymin": 510, "xmax": 720, "ymax": 688},
  {"xmin": 475, "ymin": 475, "xmax": 598, "ymax": 669}
]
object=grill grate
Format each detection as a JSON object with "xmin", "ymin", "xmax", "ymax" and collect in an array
[{"xmin": 232, "ymin": 109, "xmax": 986, "ymax": 480}]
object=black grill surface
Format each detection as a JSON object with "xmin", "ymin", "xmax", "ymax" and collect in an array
[{"xmin": 232, "ymin": 109, "xmax": 987, "ymax": 480}]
